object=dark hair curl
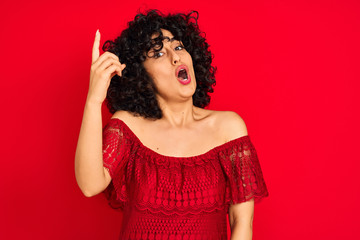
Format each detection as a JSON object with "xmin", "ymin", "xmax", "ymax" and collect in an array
[{"xmin": 102, "ymin": 9, "xmax": 216, "ymax": 120}]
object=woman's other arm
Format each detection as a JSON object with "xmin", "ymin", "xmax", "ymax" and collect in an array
[
  {"xmin": 223, "ymin": 111, "xmax": 254, "ymax": 239},
  {"xmin": 229, "ymin": 199, "xmax": 254, "ymax": 240},
  {"xmin": 74, "ymin": 29, "xmax": 125, "ymax": 197}
]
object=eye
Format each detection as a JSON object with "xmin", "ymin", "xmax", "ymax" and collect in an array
[
  {"xmin": 153, "ymin": 52, "xmax": 164, "ymax": 58},
  {"xmin": 175, "ymin": 45, "xmax": 184, "ymax": 51}
]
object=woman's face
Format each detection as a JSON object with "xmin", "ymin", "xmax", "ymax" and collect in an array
[{"xmin": 143, "ymin": 29, "xmax": 196, "ymax": 103}]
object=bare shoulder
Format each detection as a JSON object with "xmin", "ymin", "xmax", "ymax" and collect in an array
[
  {"xmin": 214, "ymin": 110, "xmax": 248, "ymax": 142},
  {"xmin": 111, "ymin": 110, "xmax": 134, "ymax": 120},
  {"xmin": 110, "ymin": 110, "xmax": 142, "ymax": 127}
]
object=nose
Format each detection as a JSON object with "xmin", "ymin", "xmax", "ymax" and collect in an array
[{"xmin": 171, "ymin": 50, "xmax": 180, "ymax": 65}]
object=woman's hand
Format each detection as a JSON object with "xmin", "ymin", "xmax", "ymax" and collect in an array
[{"xmin": 86, "ymin": 29, "xmax": 126, "ymax": 105}]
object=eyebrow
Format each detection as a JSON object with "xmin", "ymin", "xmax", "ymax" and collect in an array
[
  {"xmin": 149, "ymin": 36, "xmax": 178, "ymax": 47},
  {"xmin": 147, "ymin": 36, "xmax": 180, "ymax": 56},
  {"xmin": 163, "ymin": 36, "xmax": 176, "ymax": 42}
]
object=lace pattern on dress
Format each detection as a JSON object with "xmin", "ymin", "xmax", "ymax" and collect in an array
[
  {"xmin": 218, "ymin": 135, "xmax": 269, "ymax": 213},
  {"xmin": 101, "ymin": 118, "xmax": 269, "ymax": 239},
  {"xmin": 102, "ymin": 119, "xmax": 132, "ymax": 210}
]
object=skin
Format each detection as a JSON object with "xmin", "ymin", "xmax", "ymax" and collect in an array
[
  {"xmin": 229, "ymin": 198, "xmax": 254, "ymax": 240},
  {"xmin": 143, "ymin": 29, "xmax": 197, "ymax": 114},
  {"xmin": 75, "ymin": 28, "xmax": 254, "ymax": 240}
]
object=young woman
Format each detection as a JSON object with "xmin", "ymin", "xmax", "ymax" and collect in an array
[{"xmin": 75, "ymin": 9, "xmax": 269, "ymax": 240}]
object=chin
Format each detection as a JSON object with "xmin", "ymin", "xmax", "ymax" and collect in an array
[{"xmin": 180, "ymin": 87, "xmax": 196, "ymax": 99}]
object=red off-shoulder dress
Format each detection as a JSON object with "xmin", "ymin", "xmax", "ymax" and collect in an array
[{"xmin": 102, "ymin": 118, "xmax": 269, "ymax": 240}]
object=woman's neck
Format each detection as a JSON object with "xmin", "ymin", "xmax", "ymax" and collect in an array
[{"xmin": 157, "ymin": 97, "xmax": 198, "ymax": 128}]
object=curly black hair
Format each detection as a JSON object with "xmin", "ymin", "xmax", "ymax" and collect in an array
[{"xmin": 102, "ymin": 9, "xmax": 217, "ymax": 120}]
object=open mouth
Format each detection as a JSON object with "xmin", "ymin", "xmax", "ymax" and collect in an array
[
  {"xmin": 177, "ymin": 68, "xmax": 188, "ymax": 81},
  {"xmin": 175, "ymin": 65, "xmax": 191, "ymax": 85}
]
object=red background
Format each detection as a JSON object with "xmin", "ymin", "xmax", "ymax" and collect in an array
[{"xmin": 1, "ymin": 0, "xmax": 359, "ymax": 239}]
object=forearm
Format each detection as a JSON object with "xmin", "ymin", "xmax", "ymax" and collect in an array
[
  {"xmin": 74, "ymin": 99, "xmax": 105, "ymax": 196},
  {"xmin": 230, "ymin": 221, "xmax": 253, "ymax": 240}
]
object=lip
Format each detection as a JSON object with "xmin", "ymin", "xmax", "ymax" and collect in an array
[{"xmin": 175, "ymin": 65, "xmax": 191, "ymax": 85}]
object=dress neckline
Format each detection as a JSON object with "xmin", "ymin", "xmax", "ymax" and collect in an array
[{"xmin": 109, "ymin": 118, "xmax": 250, "ymax": 160}]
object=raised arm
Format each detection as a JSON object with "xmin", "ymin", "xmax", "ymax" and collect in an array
[{"xmin": 74, "ymin": 29, "xmax": 126, "ymax": 197}]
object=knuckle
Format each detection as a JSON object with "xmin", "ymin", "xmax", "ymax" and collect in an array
[
  {"xmin": 99, "ymin": 52, "xmax": 107, "ymax": 58},
  {"xmin": 109, "ymin": 52, "xmax": 119, "ymax": 60},
  {"xmin": 112, "ymin": 59, "xmax": 119, "ymax": 65},
  {"xmin": 114, "ymin": 54, "xmax": 120, "ymax": 60},
  {"xmin": 94, "ymin": 68, "xmax": 101, "ymax": 74}
]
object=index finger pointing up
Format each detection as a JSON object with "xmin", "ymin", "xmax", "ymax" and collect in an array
[{"xmin": 92, "ymin": 29, "xmax": 100, "ymax": 63}]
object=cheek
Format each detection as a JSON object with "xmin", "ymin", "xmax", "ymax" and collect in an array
[
  {"xmin": 184, "ymin": 52, "xmax": 193, "ymax": 62},
  {"xmin": 184, "ymin": 53, "xmax": 194, "ymax": 69},
  {"xmin": 185, "ymin": 54, "xmax": 195, "ymax": 75},
  {"xmin": 142, "ymin": 62, "xmax": 152, "ymax": 77},
  {"xmin": 143, "ymin": 63, "xmax": 162, "ymax": 80},
  {"xmin": 153, "ymin": 64, "xmax": 175, "ymax": 84},
  {"xmin": 151, "ymin": 67, "xmax": 173, "ymax": 89}
]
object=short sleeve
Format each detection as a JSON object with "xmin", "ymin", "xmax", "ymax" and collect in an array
[
  {"xmin": 102, "ymin": 119, "xmax": 130, "ymax": 210},
  {"xmin": 219, "ymin": 136, "xmax": 269, "ymax": 212}
]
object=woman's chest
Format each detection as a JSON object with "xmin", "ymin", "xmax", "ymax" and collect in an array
[
  {"xmin": 124, "ymin": 155, "xmax": 228, "ymax": 214},
  {"xmin": 130, "ymin": 121, "xmax": 225, "ymax": 158}
]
